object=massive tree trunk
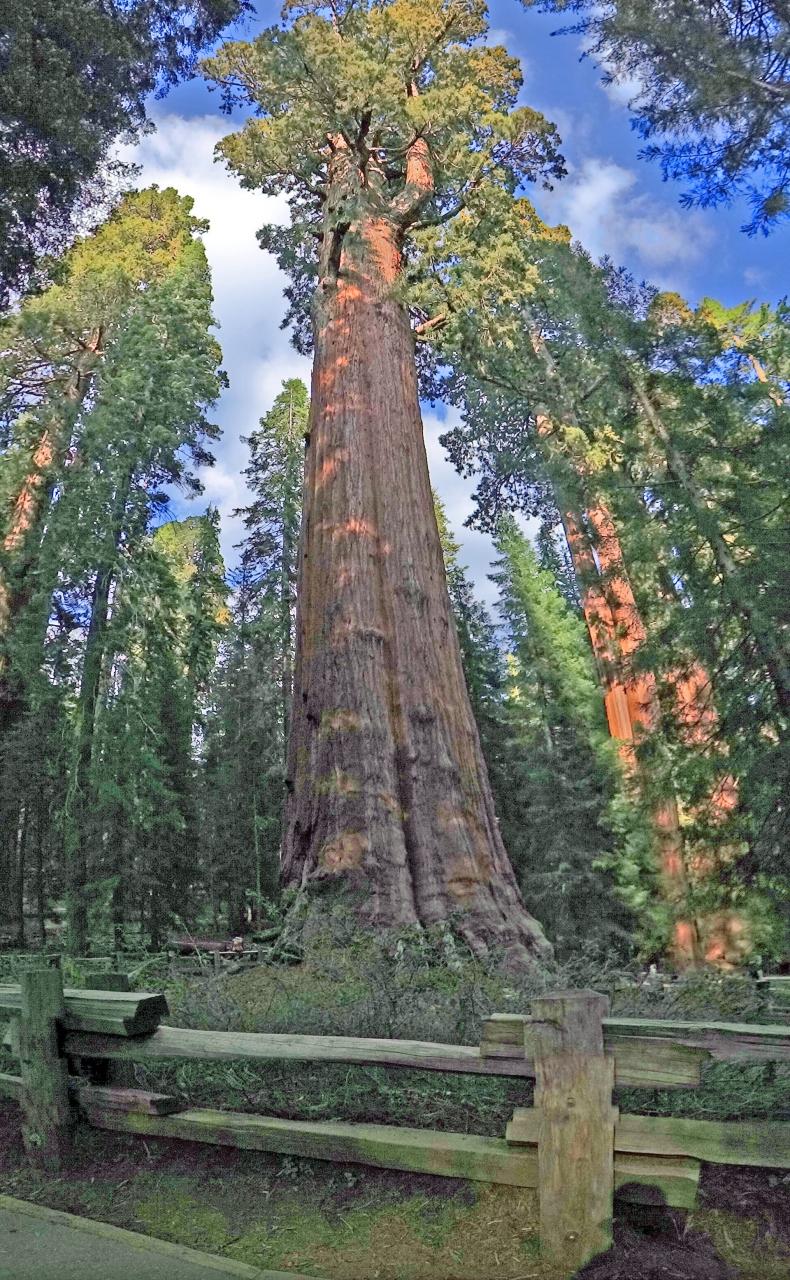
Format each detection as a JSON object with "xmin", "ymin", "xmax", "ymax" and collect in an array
[{"xmin": 282, "ymin": 145, "xmax": 550, "ymax": 966}]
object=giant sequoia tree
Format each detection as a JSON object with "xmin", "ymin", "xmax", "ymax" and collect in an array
[
  {"xmin": 204, "ymin": 0, "xmax": 565, "ymax": 963},
  {"xmin": 0, "ymin": 188, "xmax": 225, "ymax": 952}
]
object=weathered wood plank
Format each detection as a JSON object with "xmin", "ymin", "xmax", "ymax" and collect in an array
[
  {"xmin": 18, "ymin": 969, "xmax": 72, "ymax": 1171},
  {"xmin": 617, "ymin": 1114, "xmax": 790, "ymax": 1169},
  {"xmin": 605, "ymin": 1036, "xmax": 704, "ymax": 1088},
  {"xmin": 2, "ymin": 1015, "xmax": 20, "ymax": 1057},
  {"xmin": 507, "ymin": 1108, "xmax": 790, "ymax": 1170},
  {"xmin": 0, "ymin": 1072, "xmax": 23, "ymax": 1101},
  {"xmin": 486, "ymin": 1012, "xmax": 790, "ymax": 1069},
  {"xmin": 0, "ymin": 986, "xmax": 168, "ymax": 1036},
  {"xmin": 64, "ymin": 1026, "xmax": 537, "ymax": 1076},
  {"xmin": 80, "ymin": 1104, "xmax": 699, "ymax": 1208},
  {"xmin": 75, "ymin": 1085, "xmax": 185, "ymax": 1116},
  {"xmin": 603, "ymin": 1017, "xmax": 790, "ymax": 1063},
  {"xmin": 494, "ymin": 1015, "xmax": 709, "ymax": 1086},
  {"xmin": 532, "ymin": 990, "xmax": 616, "ymax": 1273},
  {"xmin": 61, "ymin": 1024, "xmax": 700, "ymax": 1087},
  {"xmin": 480, "ymin": 1014, "xmax": 527, "ymax": 1058},
  {"xmin": 80, "ymin": 973, "xmax": 132, "ymax": 992},
  {"xmin": 83, "ymin": 1107, "xmax": 540, "ymax": 1186},
  {"xmin": 614, "ymin": 1155, "xmax": 700, "ymax": 1210}
]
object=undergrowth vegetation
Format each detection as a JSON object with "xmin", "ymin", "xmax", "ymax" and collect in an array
[{"xmin": 120, "ymin": 915, "xmax": 790, "ymax": 1134}]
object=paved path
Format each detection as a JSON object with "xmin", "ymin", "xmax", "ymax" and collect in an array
[{"xmin": 0, "ymin": 1195, "xmax": 317, "ymax": 1280}]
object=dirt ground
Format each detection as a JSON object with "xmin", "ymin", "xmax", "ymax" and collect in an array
[{"xmin": 1, "ymin": 1104, "xmax": 788, "ymax": 1279}]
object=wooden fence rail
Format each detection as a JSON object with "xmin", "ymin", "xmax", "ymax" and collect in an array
[{"xmin": 1, "ymin": 972, "xmax": 789, "ymax": 1276}]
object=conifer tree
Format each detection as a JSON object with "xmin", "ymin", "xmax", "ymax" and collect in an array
[
  {"xmin": 429, "ymin": 206, "xmax": 788, "ymax": 960},
  {"xmin": 0, "ymin": 188, "xmax": 225, "ymax": 952},
  {"xmin": 203, "ymin": 0, "xmax": 565, "ymax": 963},
  {"xmin": 0, "ymin": 187, "xmax": 220, "ymax": 736},
  {"xmin": 522, "ymin": 0, "xmax": 790, "ymax": 233},
  {"xmin": 491, "ymin": 518, "xmax": 634, "ymax": 955},
  {"xmin": 239, "ymin": 378, "xmax": 309, "ymax": 740},
  {"xmin": 199, "ymin": 380, "xmax": 308, "ymax": 930},
  {"xmin": 92, "ymin": 515, "xmax": 227, "ymax": 949},
  {"xmin": 0, "ymin": 0, "xmax": 251, "ymax": 305}
]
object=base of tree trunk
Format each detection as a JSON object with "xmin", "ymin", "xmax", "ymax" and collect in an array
[{"xmin": 279, "ymin": 881, "xmax": 551, "ymax": 974}]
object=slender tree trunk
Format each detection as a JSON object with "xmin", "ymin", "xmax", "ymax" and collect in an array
[
  {"xmin": 65, "ymin": 562, "xmax": 114, "ymax": 955},
  {"xmin": 0, "ymin": 328, "xmax": 104, "ymax": 733},
  {"xmin": 14, "ymin": 801, "xmax": 27, "ymax": 948},
  {"xmin": 64, "ymin": 462, "xmax": 132, "ymax": 954},
  {"xmin": 35, "ymin": 808, "xmax": 47, "ymax": 950},
  {"xmin": 281, "ymin": 393, "xmax": 297, "ymax": 747},
  {"xmin": 282, "ymin": 145, "xmax": 550, "ymax": 966}
]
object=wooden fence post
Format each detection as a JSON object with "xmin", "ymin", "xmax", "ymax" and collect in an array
[
  {"xmin": 18, "ymin": 967, "xmax": 73, "ymax": 1171},
  {"xmin": 77, "ymin": 973, "xmax": 134, "ymax": 1086},
  {"xmin": 531, "ymin": 989, "xmax": 616, "ymax": 1274},
  {"xmin": 82, "ymin": 972, "xmax": 131, "ymax": 992}
]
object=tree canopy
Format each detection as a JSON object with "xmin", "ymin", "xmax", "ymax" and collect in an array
[
  {"xmin": 0, "ymin": 0, "xmax": 251, "ymax": 306},
  {"xmin": 523, "ymin": 0, "xmax": 790, "ymax": 233}
]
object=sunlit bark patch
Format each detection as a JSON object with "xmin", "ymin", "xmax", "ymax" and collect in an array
[
  {"xmin": 318, "ymin": 832, "xmax": 369, "ymax": 873},
  {"xmin": 317, "ymin": 447, "xmax": 350, "ymax": 486},
  {"xmin": 446, "ymin": 853, "xmax": 490, "ymax": 900}
]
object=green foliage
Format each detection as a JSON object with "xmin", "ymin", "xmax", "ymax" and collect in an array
[
  {"xmin": 124, "ymin": 933, "xmax": 789, "ymax": 1137},
  {"xmin": 198, "ymin": 379, "xmax": 309, "ymax": 931},
  {"xmin": 522, "ymin": 0, "xmax": 790, "ymax": 234},
  {"xmin": 0, "ymin": 0, "xmax": 251, "ymax": 305},
  {"xmin": 0, "ymin": 188, "xmax": 227, "ymax": 951},
  {"xmin": 490, "ymin": 518, "xmax": 636, "ymax": 955},
  {"xmin": 203, "ymin": 0, "xmax": 564, "ymax": 349},
  {"xmin": 431, "ymin": 206, "xmax": 789, "ymax": 958}
]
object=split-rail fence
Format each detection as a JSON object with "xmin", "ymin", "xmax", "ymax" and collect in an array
[{"xmin": 1, "ymin": 971, "xmax": 789, "ymax": 1275}]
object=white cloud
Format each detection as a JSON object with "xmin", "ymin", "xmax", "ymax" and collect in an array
[
  {"xmin": 540, "ymin": 157, "xmax": 713, "ymax": 284},
  {"xmin": 486, "ymin": 27, "xmax": 515, "ymax": 48},
  {"xmin": 599, "ymin": 70, "xmax": 645, "ymax": 108}
]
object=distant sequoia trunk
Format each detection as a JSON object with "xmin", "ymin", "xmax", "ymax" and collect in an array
[
  {"xmin": 0, "ymin": 328, "xmax": 103, "ymax": 735},
  {"xmin": 281, "ymin": 140, "xmax": 550, "ymax": 966}
]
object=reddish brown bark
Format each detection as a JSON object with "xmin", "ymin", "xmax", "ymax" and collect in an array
[
  {"xmin": 282, "ymin": 144, "xmax": 550, "ymax": 966},
  {"xmin": 559, "ymin": 502, "xmax": 701, "ymax": 969},
  {"xmin": 3, "ymin": 429, "xmax": 56, "ymax": 557},
  {"xmin": 0, "ymin": 329, "xmax": 103, "ymax": 729}
]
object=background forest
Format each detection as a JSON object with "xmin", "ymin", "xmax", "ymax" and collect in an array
[{"xmin": 0, "ymin": 0, "xmax": 788, "ymax": 974}]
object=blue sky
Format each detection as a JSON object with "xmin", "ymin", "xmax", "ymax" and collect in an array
[{"xmin": 129, "ymin": 1, "xmax": 790, "ymax": 602}]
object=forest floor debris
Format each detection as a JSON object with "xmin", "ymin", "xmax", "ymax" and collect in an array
[{"xmin": 0, "ymin": 1105, "xmax": 787, "ymax": 1279}]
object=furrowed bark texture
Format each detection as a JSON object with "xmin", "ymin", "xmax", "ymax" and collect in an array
[{"xmin": 282, "ymin": 152, "xmax": 550, "ymax": 966}]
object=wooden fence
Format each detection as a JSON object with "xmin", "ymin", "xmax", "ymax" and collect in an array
[{"xmin": 1, "ymin": 973, "xmax": 789, "ymax": 1275}]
